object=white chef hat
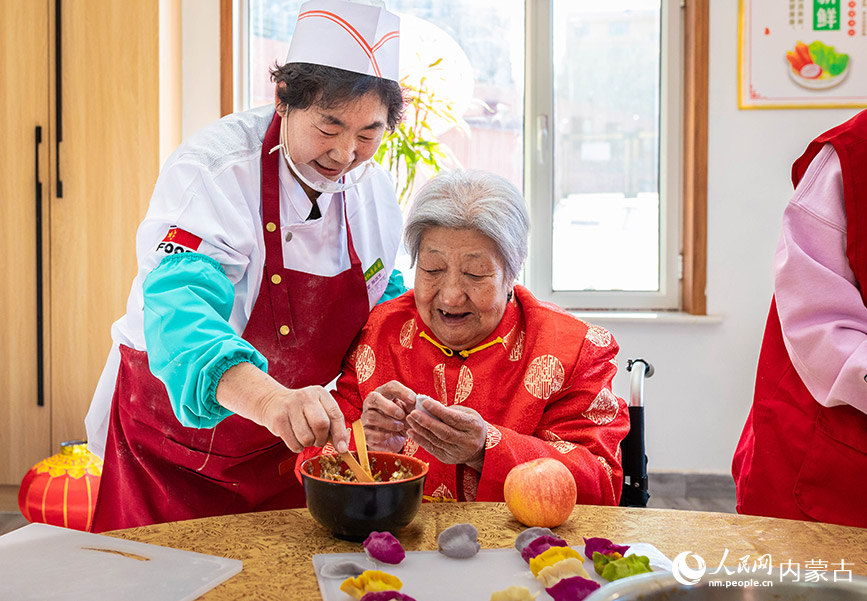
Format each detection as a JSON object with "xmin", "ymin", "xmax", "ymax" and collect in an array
[{"xmin": 285, "ymin": 0, "xmax": 400, "ymax": 82}]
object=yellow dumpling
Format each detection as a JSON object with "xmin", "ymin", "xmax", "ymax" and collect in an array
[
  {"xmin": 529, "ymin": 546, "xmax": 583, "ymax": 577},
  {"xmin": 490, "ymin": 585, "xmax": 540, "ymax": 601},
  {"xmin": 536, "ymin": 557, "xmax": 591, "ymax": 587},
  {"xmin": 339, "ymin": 570, "xmax": 402, "ymax": 600}
]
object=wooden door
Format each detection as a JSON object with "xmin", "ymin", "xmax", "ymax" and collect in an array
[
  {"xmin": 49, "ymin": 1, "xmax": 161, "ymax": 445},
  {"xmin": 0, "ymin": 0, "xmax": 52, "ymax": 483}
]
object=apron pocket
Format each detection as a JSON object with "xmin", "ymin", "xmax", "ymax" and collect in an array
[{"xmin": 793, "ymin": 410, "xmax": 867, "ymax": 527}]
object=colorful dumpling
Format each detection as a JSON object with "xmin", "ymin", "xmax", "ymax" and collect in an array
[
  {"xmin": 359, "ymin": 592, "xmax": 417, "ymax": 601},
  {"xmin": 438, "ymin": 523, "xmax": 481, "ymax": 559},
  {"xmin": 545, "ymin": 576, "xmax": 601, "ymax": 601},
  {"xmin": 582, "ymin": 536, "xmax": 629, "ymax": 560},
  {"xmin": 535, "ymin": 557, "xmax": 591, "ymax": 587},
  {"xmin": 514, "ymin": 527, "xmax": 556, "ymax": 554},
  {"xmin": 528, "ymin": 546, "xmax": 583, "ymax": 577},
  {"xmin": 363, "ymin": 531, "xmax": 406, "ymax": 564},
  {"xmin": 339, "ymin": 570, "xmax": 403, "ymax": 600},
  {"xmin": 593, "ymin": 552, "xmax": 652, "ymax": 581},
  {"xmin": 489, "ymin": 585, "xmax": 539, "ymax": 601},
  {"xmin": 520, "ymin": 535, "xmax": 568, "ymax": 563}
]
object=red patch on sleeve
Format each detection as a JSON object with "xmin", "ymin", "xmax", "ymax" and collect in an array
[{"xmin": 162, "ymin": 227, "xmax": 202, "ymax": 250}]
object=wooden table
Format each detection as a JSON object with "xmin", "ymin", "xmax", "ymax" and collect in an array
[{"xmin": 108, "ymin": 503, "xmax": 867, "ymax": 601}]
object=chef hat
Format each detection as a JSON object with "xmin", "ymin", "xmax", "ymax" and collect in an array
[{"xmin": 285, "ymin": 0, "xmax": 400, "ymax": 82}]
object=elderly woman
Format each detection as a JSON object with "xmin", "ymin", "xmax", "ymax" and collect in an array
[{"xmin": 315, "ymin": 170, "xmax": 629, "ymax": 504}]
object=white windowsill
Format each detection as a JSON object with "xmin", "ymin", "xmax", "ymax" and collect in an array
[{"xmin": 569, "ymin": 311, "xmax": 724, "ymax": 325}]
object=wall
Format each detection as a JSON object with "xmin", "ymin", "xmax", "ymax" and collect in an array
[
  {"xmin": 179, "ymin": 2, "xmax": 861, "ymax": 474},
  {"xmin": 598, "ymin": 1, "xmax": 859, "ymax": 473},
  {"xmin": 181, "ymin": 0, "xmax": 221, "ymax": 140}
]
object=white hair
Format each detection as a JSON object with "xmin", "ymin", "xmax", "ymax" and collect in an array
[{"xmin": 403, "ymin": 170, "xmax": 529, "ymax": 282}]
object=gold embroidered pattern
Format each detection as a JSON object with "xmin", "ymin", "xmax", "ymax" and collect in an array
[
  {"xmin": 355, "ymin": 344, "xmax": 376, "ymax": 383},
  {"xmin": 454, "ymin": 365, "xmax": 473, "ymax": 405},
  {"xmin": 523, "ymin": 355, "xmax": 565, "ymax": 400},
  {"xmin": 586, "ymin": 325, "xmax": 612, "ymax": 347},
  {"xmin": 582, "ymin": 388, "xmax": 619, "ymax": 425},
  {"xmin": 399, "ymin": 318, "xmax": 417, "ymax": 348}
]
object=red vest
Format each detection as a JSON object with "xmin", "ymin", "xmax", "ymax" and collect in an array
[{"xmin": 732, "ymin": 110, "xmax": 867, "ymax": 528}]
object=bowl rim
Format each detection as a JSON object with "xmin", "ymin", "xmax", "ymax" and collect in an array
[{"xmin": 300, "ymin": 450, "xmax": 429, "ymax": 486}]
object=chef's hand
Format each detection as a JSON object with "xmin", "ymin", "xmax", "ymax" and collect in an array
[
  {"xmin": 407, "ymin": 399, "xmax": 487, "ymax": 472},
  {"xmin": 360, "ymin": 380, "xmax": 416, "ymax": 453},
  {"xmin": 215, "ymin": 362, "xmax": 350, "ymax": 454}
]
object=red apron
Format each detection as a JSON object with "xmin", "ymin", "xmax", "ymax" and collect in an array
[
  {"xmin": 91, "ymin": 113, "xmax": 371, "ymax": 532},
  {"xmin": 732, "ymin": 110, "xmax": 867, "ymax": 528}
]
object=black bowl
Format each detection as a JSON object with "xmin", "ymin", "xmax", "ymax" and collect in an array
[{"xmin": 300, "ymin": 451, "xmax": 429, "ymax": 542}]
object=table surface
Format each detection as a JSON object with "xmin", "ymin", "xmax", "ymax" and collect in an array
[{"xmin": 108, "ymin": 503, "xmax": 867, "ymax": 601}]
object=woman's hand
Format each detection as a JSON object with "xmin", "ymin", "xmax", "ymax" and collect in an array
[
  {"xmin": 215, "ymin": 362, "xmax": 350, "ymax": 454},
  {"xmin": 406, "ymin": 399, "xmax": 487, "ymax": 471},
  {"xmin": 360, "ymin": 381, "xmax": 416, "ymax": 453}
]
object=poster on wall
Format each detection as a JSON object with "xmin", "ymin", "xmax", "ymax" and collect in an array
[{"xmin": 739, "ymin": 0, "xmax": 867, "ymax": 109}]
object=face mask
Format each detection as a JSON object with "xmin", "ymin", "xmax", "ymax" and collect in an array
[{"xmin": 269, "ymin": 113, "xmax": 375, "ymax": 194}]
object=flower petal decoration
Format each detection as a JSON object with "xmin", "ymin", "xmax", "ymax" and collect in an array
[
  {"xmin": 528, "ymin": 546, "xmax": 583, "ymax": 577},
  {"xmin": 545, "ymin": 576, "xmax": 600, "ymax": 601},
  {"xmin": 514, "ymin": 527, "xmax": 556, "ymax": 554},
  {"xmin": 363, "ymin": 531, "xmax": 406, "ymax": 564},
  {"xmin": 583, "ymin": 536, "xmax": 629, "ymax": 560},
  {"xmin": 438, "ymin": 523, "xmax": 481, "ymax": 559},
  {"xmin": 489, "ymin": 585, "xmax": 540, "ymax": 601},
  {"xmin": 535, "ymin": 557, "xmax": 591, "ymax": 587},
  {"xmin": 360, "ymin": 592, "xmax": 417, "ymax": 601},
  {"xmin": 339, "ymin": 570, "xmax": 403, "ymax": 600},
  {"xmin": 520, "ymin": 535, "xmax": 569, "ymax": 563}
]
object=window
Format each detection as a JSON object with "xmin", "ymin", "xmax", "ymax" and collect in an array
[{"xmin": 235, "ymin": 0, "xmax": 706, "ymax": 312}]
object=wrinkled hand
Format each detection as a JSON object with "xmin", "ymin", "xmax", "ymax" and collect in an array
[
  {"xmin": 361, "ymin": 381, "xmax": 416, "ymax": 453},
  {"xmin": 257, "ymin": 385, "xmax": 350, "ymax": 454},
  {"xmin": 406, "ymin": 399, "xmax": 487, "ymax": 471}
]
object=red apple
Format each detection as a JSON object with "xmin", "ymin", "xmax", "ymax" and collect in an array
[{"xmin": 504, "ymin": 458, "xmax": 577, "ymax": 528}]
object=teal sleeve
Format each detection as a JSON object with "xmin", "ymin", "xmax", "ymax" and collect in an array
[
  {"xmin": 378, "ymin": 268, "xmax": 408, "ymax": 304},
  {"xmin": 142, "ymin": 253, "xmax": 268, "ymax": 428}
]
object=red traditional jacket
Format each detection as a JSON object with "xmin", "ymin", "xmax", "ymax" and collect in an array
[{"xmin": 322, "ymin": 285, "xmax": 629, "ymax": 505}]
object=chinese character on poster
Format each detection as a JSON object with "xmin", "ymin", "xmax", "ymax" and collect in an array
[{"xmin": 739, "ymin": 0, "xmax": 867, "ymax": 108}]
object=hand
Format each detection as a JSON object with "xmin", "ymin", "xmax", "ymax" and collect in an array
[
  {"xmin": 215, "ymin": 363, "xmax": 350, "ymax": 454},
  {"xmin": 406, "ymin": 399, "xmax": 487, "ymax": 471},
  {"xmin": 258, "ymin": 386, "xmax": 350, "ymax": 454},
  {"xmin": 360, "ymin": 381, "xmax": 416, "ymax": 453}
]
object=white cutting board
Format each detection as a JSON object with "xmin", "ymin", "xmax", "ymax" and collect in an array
[
  {"xmin": 0, "ymin": 523, "xmax": 242, "ymax": 601},
  {"xmin": 314, "ymin": 542, "xmax": 671, "ymax": 601}
]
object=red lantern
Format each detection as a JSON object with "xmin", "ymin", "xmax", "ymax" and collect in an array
[{"xmin": 18, "ymin": 440, "xmax": 103, "ymax": 531}]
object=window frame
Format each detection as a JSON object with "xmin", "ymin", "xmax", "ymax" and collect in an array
[{"xmin": 221, "ymin": 0, "xmax": 709, "ymax": 314}]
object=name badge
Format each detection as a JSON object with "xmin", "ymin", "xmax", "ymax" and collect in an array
[{"xmin": 364, "ymin": 258, "xmax": 388, "ymax": 299}]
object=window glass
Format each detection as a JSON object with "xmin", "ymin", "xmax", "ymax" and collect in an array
[
  {"xmin": 247, "ymin": 0, "xmax": 524, "ymax": 193},
  {"xmin": 552, "ymin": 1, "xmax": 662, "ymax": 292}
]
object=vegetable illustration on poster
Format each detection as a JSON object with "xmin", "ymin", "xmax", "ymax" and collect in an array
[{"xmin": 739, "ymin": 0, "xmax": 867, "ymax": 109}]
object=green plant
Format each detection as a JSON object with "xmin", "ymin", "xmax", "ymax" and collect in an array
[{"xmin": 375, "ymin": 59, "xmax": 468, "ymax": 208}]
